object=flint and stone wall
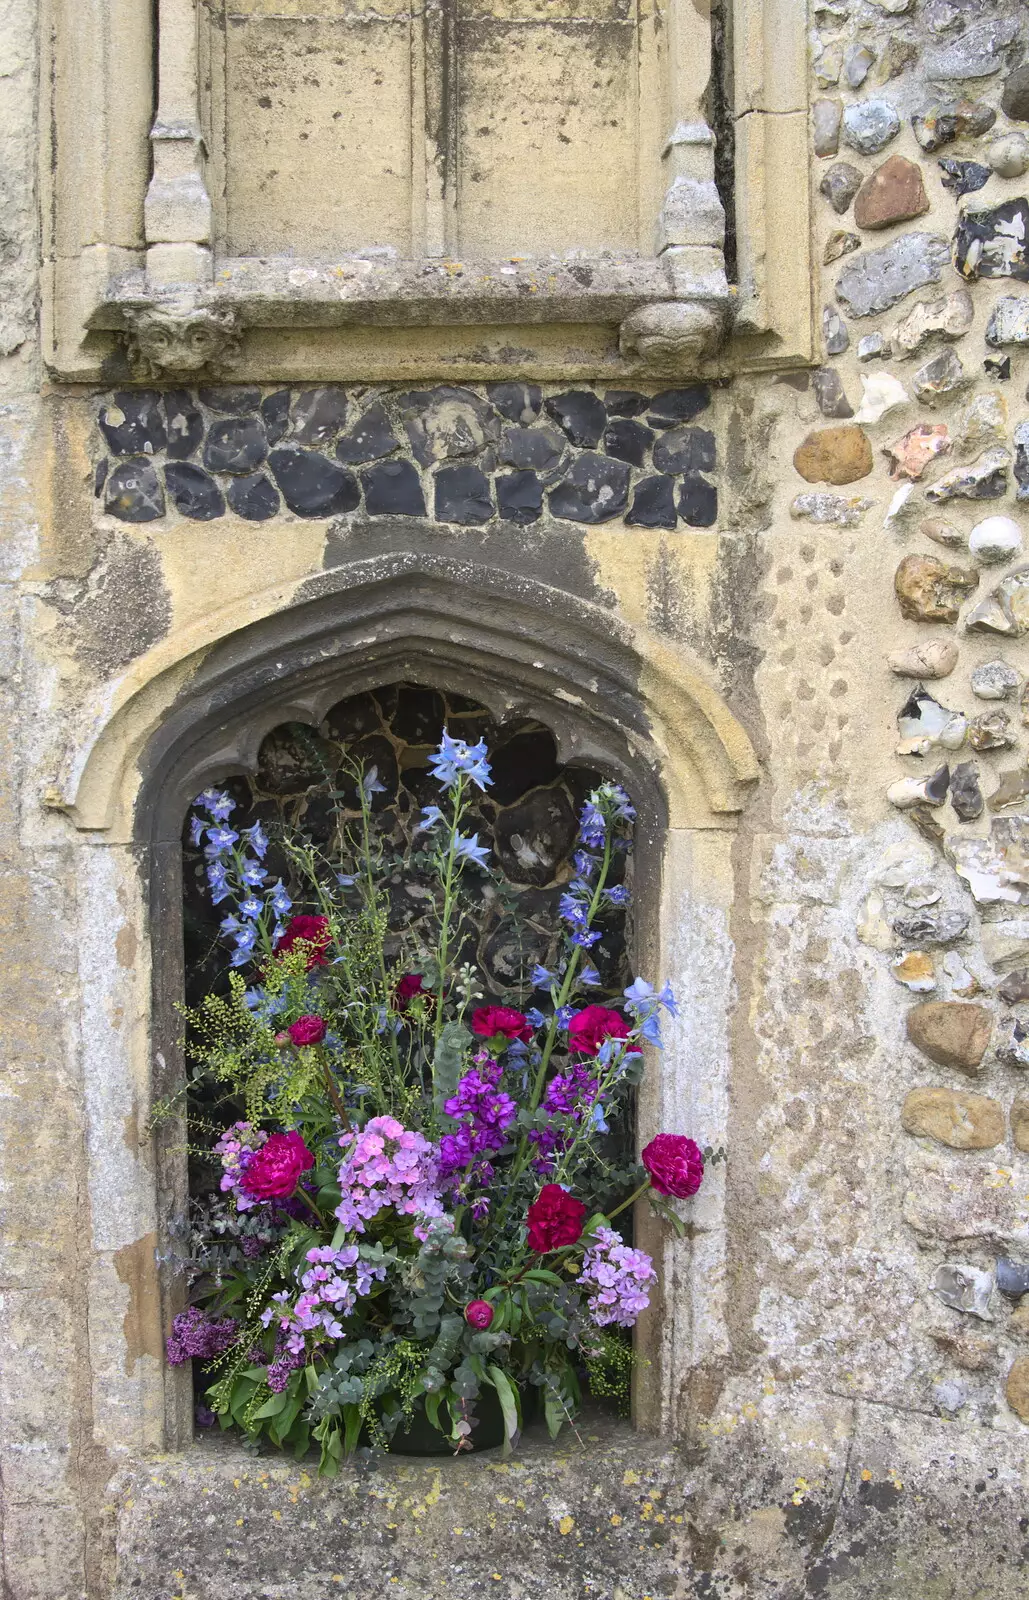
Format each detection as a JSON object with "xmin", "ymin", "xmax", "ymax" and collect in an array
[{"xmin": 4, "ymin": 1, "xmax": 1029, "ymax": 1596}]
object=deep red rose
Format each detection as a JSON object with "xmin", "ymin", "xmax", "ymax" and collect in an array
[
  {"xmin": 471, "ymin": 1005, "xmax": 533, "ymax": 1043},
  {"xmin": 240, "ymin": 1131, "xmax": 315, "ymax": 1201},
  {"xmin": 642, "ymin": 1133, "xmax": 704, "ymax": 1199},
  {"xmin": 526, "ymin": 1184, "xmax": 587, "ymax": 1253},
  {"xmin": 275, "ymin": 915, "xmax": 331, "ymax": 969},
  {"xmin": 464, "ymin": 1299, "xmax": 495, "ymax": 1330},
  {"xmin": 394, "ymin": 974, "xmax": 427, "ymax": 1011},
  {"xmin": 287, "ymin": 1014, "xmax": 326, "ymax": 1047},
  {"xmin": 567, "ymin": 1005, "xmax": 631, "ymax": 1057}
]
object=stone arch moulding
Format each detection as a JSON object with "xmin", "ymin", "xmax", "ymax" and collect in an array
[
  {"xmin": 58, "ymin": 553, "xmax": 760, "ymax": 846},
  {"xmin": 41, "ymin": 0, "xmax": 813, "ymax": 382}
]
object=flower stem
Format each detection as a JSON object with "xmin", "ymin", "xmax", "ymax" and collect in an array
[
  {"xmin": 606, "ymin": 1178, "xmax": 651, "ymax": 1222},
  {"xmin": 293, "ymin": 1185, "xmax": 326, "ymax": 1227}
]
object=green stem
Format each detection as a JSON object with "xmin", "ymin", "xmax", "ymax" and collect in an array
[
  {"xmin": 293, "ymin": 1185, "xmax": 327, "ymax": 1227},
  {"xmin": 606, "ymin": 1177, "xmax": 651, "ymax": 1222},
  {"xmin": 433, "ymin": 774, "xmax": 466, "ymax": 1050}
]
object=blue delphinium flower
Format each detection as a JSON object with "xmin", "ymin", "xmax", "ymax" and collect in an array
[
  {"xmin": 604, "ymin": 884, "xmax": 630, "ymax": 908},
  {"xmin": 525, "ymin": 1007, "xmax": 545, "ymax": 1028},
  {"xmin": 531, "ymin": 964, "xmax": 554, "ymax": 988},
  {"xmin": 268, "ymin": 880, "xmax": 292, "ymax": 917},
  {"xmin": 577, "ymin": 798, "xmax": 606, "ymax": 850},
  {"xmin": 206, "ymin": 861, "xmax": 231, "ymax": 904},
  {"xmin": 229, "ymin": 925, "xmax": 258, "ymax": 967},
  {"xmin": 416, "ymin": 805, "xmax": 446, "ymax": 833},
  {"xmin": 189, "ymin": 815, "xmax": 206, "ymax": 847},
  {"xmin": 623, "ymin": 978, "xmax": 677, "ymax": 1045},
  {"xmin": 239, "ymin": 894, "xmax": 264, "ymax": 921},
  {"xmin": 241, "ymin": 821, "xmax": 269, "ymax": 859},
  {"xmin": 197, "ymin": 788, "xmax": 235, "ymax": 821},
  {"xmin": 361, "ymin": 766, "xmax": 387, "ymax": 802},
  {"xmin": 579, "ymin": 964, "xmax": 601, "ymax": 988},
  {"xmin": 454, "ymin": 833, "xmax": 490, "ymax": 868},
  {"xmin": 242, "ymin": 859, "xmax": 268, "ymax": 887},
  {"xmin": 427, "ymin": 729, "xmax": 493, "ymax": 792},
  {"xmin": 204, "ymin": 825, "xmax": 239, "ymax": 857}
]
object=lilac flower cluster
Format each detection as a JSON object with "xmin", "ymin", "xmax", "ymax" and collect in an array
[
  {"xmin": 261, "ymin": 1244, "xmax": 388, "ymax": 1356},
  {"xmin": 576, "ymin": 1227, "xmax": 657, "ymax": 1329},
  {"xmin": 165, "ymin": 1306, "xmax": 239, "ymax": 1366},
  {"xmin": 214, "ymin": 1121, "xmax": 268, "ymax": 1212},
  {"xmin": 334, "ymin": 1117, "xmax": 444, "ymax": 1233},
  {"xmin": 439, "ymin": 1056, "xmax": 518, "ymax": 1180},
  {"xmin": 190, "ymin": 788, "xmax": 292, "ymax": 966}
]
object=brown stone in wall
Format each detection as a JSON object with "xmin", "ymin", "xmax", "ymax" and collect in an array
[
  {"xmin": 906, "ymin": 1001, "xmax": 993, "ymax": 1074},
  {"xmin": 793, "ymin": 426, "xmax": 873, "ymax": 484},
  {"xmin": 900, "ymin": 1086, "xmax": 1004, "ymax": 1149},
  {"xmin": 1012, "ymin": 1098, "xmax": 1029, "ymax": 1153},
  {"xmin": 854, "ymin": 155, "xmax": 930, "ymax": 230},
  {"xmin": 1005, "ymin": 1355, "xmax": 1029, "ymax": 1424},
  {"xmin": 894, "ymin": 554, "xmax": 978, "ymax": 622}
]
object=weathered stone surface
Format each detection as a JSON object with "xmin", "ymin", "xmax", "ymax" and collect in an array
[
  {"xmin": 400, "ymin": 387, "xmax": 497, "ymax": 464},
  {"xmin": 988, "ymin": 132, "xmax": 1029, "ymax": 179},
  {"xmin": 794, "ymin": 426, "xmax": 872, "ymax": 485},
  {"xmin": 203, "ymin": 416, "xmax": 268, "ymax": 475},
  {"xmin": 495, "ymin": 470, "xmax": 542, "ymax": 524},
  {"xmin": 677, "ymin": 473, "xmax": 717, "ymax": 527},
  {"xmin": 950, "ymin": 762, "xmax": 984, "ymax": 821},
  {"xmin": 602, "ymin": 419, "xmax": 654, "ymax": 467},
  {"xmin": 814, "ymin": 44, "xmax": 842, "ymax": 88},
  {"xmin": 645, "ymin": 386, "xmax": 710, "ymax": 424},
  {"xmin": 225, "ymin": 472, "xmax": 280, "ymax": 521},
  {"xmin": 938, "ymin": 159, "xmax": 991, "ymax": 197},
  {"xmin": 163, "ymin": 462, "xmax": 225, "ymax": 521},
  {"xmin": 498, "ymin": 424, "xmax": 565, "ymax": 472},
  {"xmin": 954, "ymin": 391, "xmax": 1007, "ymax": 461},
  {"xmin": 969, "ymin": 515, "xmax": 1023, "ymax": 565},
  {"xmin": 949, "ymin": 816, "xmax": 1029, "ymax": 905},
  {"xmin": 1001, "ymin": 65, "xmax": 1029, "ymax": 122},
  {"xmin": 104, "ymin": 460, "xmax": 165, "ymax": 522},
  {"xmin": 854, "ymin": 156, "xmax": 929, "ymax": 230},
  {"xmin": 924, "ymin": 17, "xmax": 1018, "ymax": 82},
  {"xmin": 625, "ymin": 475, "xmax": 677, "ymax": 528},
  {"xmin": 548, "ymin": 453, "xmax": 629, "ymax": 522},
  {"xmin": 434, "ymin": 464, "xmax": 494, "ymax": 525},
  {"xmin": 853, "ymin": 372, "xmax": 908, "ymax": 424},
  {"xmin": 1016, "ymin": 421, "xmax": 1029, "ymax": 502},
  {"xmin": 841, "ymin": 99, "xmax": 901, "ymax": 155},
  {"xmin": 825, "ymin": 229, "xmax": 861, "ymax": 265},
  {"xmin": 988, "ymin": 296, "xmax": 1029, "ymax": 347},
  {"xmin": 885, "ymin": 423, "xmax": 950, "ymax": 481},
  {"xmin": 653, "ymin": 425, "xmax": 715, "ymax": 475},
  {"xmin": 998, "ymin": 971, "xmax": 1029, "ymax": 1005},
  {"xmin": 876, "ymin": 34, "xmax": 917, "ymax": 81},
  {"xmin": 954, "ymin": 200, "xmax": 1029, "ymax": 283},
  {"xmin": 836, "ymin": 233, "xmax": 950, "ymax": 316},
  {"xmin": 163, "ymin": 390, "xmax": 204, "ymax": 460},
  {"xmin": 791, "ymin": 491, "xmax": 873, "ymax": 526},
  {"xmin": 820, "ymin": 162, "xmax": 863, "ymax": 214},
  {"xmin": 925, "ymin": 449, "xmax": 1009, "ymax": 503},
  {"xmin": 988, "ymin": 764, "xmax": 1029, "ymax": 813},
  {"xmin": 812, "ymin": 96, "xmax": 843, "ymax": 156},
  {"xmin": 268, "ymin": 448, "xmax": 360, "ymax": 517},
  {"xmin": 887, "ymin": 638, "xmax": 958, "ymax": 678},
  {"xmin": 99, "ymin": 391, "xmax": 167, "ymax": 457},
  {"xmin": 823, "ymin": 305, "xmax": 849, "ymax": 354},
  {"xmin": 997, "ymin": 1013, "xmax": 1029, "ymax": 1069},
  {"xmin": 965, "ymin": 565, "xmax": 1029, "ymax": 636},
  {"xmin": 887, "ymin": 766, "xmax": 950, "ymax": 809},
  {"xmin": 812, "ymin": 368, "xmax": 854, "ymax": 418},
  {"xmin": 844, "ymin": 42, "xmax": 875, "ymax": 89},
  {"xmin": 968, "ymin": 709, "xmax": 1013, "ymax": 750},
  {"xmin": 487, "ymin": 382, "xmax": 542, "ymax": 423},
  {"xmin": 544, "ymin": 391, "xmax": 607, "ymax": 448},
  {"xmin": 912, "ymin": 98, "xmax": 996, "ymax": 152},
  {"xmin": 856, "ymin": 330, "xmax": 885, "ymax": 359},
  {"xmin": 1006, "ymin": 1356, "xmax": 1029, "ymax": 1423},
  {"xmin": 901, "ymin": 1085, "xmax": 1003, "ymax": 1143},
  {"xmin": 361, "ymin": 459, "xmax": 426, "ymax": 517},
  {"xmin": 894, "ymin": 553, "xmax": 978, "ymax": 621},
  {"xmin": 929, "ymin": 1328, "xmax": 996, "ymax": 1371},
  {"xmin": 983, "ymin": 354, "xmax": 1011, "ymax": 381},
  {"xmin": 890, "ymin": 288, "xmax": 974, "ymax": 358},
  {"xmin": 334, "ymin": 404, "xmax": 400, "ymax": 465},
  {"xmin": 920, "ymin": 516, "xmax": 965, "ymax": 548},
  {"xmin": 971, "ymin": 659, "xmax": 1018, "ymax": 699},
  {"xmin": 893, "ymin": 910, "xmax": 970, "ymax": 949},
  {"xmin": 913, "ymin": 347, "xmax": 968, "ymax": 406},
  {"xmin": 1013, "ymin": 1097, "xmax": 1029, "ymax": 1151},
  {"xmin": 892, "ymin": 950, "xmax": 935, "ymax": 991}
]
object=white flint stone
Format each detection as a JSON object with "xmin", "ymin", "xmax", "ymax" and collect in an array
[
  {"xmin": 932, "ymin": 1262, "xmax": 994, "ymax": 1321},
  {"xmin": 925, "ymin": 448, "xmax": 1010, "ymax": 504},
  {"xmin": 970, "ymin": 658, "xmax": 1019, "ymax": 699},
  {"xmin": 884, "ymin": 483, "xmax": 915, "ymax": 532},
  {"xmin": 891, "ymin": 951, "xmax": 937, "ymax": 991},
  {"xmin": 887, "ymin": 639, "xmax": 959, "ymax": 678},
  {"xmin": 985, "ymin": 295, "xmax": 1029, "ymax": 348},
  {"xmin": 856, "ymin": 889, "xmax": 897, "ymax": 951},
  {"xmin": 897, "ymin": 687, "xmax": 967, "ymax": 750},
  {"xmin": 887, "ymin": 773, "xmax": 947, "ymax": 809},
  {"xmin": 903, "ymin": 881, "xmax": 941, "ymax": 907},
  {"xmin": 969, "ymin": 514, "xmax": 1023, "ymax": 566},
  {"xmin": 790, "ymin": 492, "xmax": 874, "ymax": 527},
  {"xmin": 853, "ymin": 372, "xmax": 909, "ymax": 423},
  {"xmin": 890, "ymin": 289, "xmax": 974, "ymax": 358},
  {"xmin": 942, "ymin": 949, "xmax": 977, "ymax": 997},
  {"xmin": 965, "ymin": 564, "xmax": 1029, "ymax": 637}
]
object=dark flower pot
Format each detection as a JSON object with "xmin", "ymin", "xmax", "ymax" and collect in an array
[{"xmin": 384, "ymin": 1385, "xmax": 534, "ymax": 1456}]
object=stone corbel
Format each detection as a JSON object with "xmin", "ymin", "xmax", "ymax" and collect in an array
[
  {"xmin": 121, "ymin": 297, "xmax": 241, "ymax": 379},
  {"xmin": 619, "ymin": 299, "xmax": 727, "ymax": 376}
]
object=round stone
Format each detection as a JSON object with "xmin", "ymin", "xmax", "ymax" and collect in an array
[
  {"xmin": 906, "ymin": 1001, "xmax": 993, "ymax": 1075},
  {"xmin": 988, "ymin": 132, "xmax": 1029, "ymax": 179},
  {"xmin": 841, "ymin": 99, "xmax": 901, "ymax": 156},
  {"xmin": 794, "ymin": 426, "xmax": 873, "ymax": 485},
  {"xmin": 853, "ymin": 155, "xmax": 929, "ymax": 230},
  {"xmin": 268, "ymin": 448, "xmax": 360, "ymax": 517},
  {"xmin": 969, "ymin": 515, "xmax": 1023, "ymax": 565},
  {"xmin": 226, "ymin": 472, "xmax": 280, "ymax": 521},
  {"xmin": 104, "ymin": 459, "xmax": 165, "ymax": 522},
  {"xmin": 887, "ymin": 639, "xmax": 959, "ymax": 678},
  {"xmin": 164, "ymin": 462, "xmax": 225, "ymax": 521},
  {"xmin": 901, "ymin": 1085, "xmax": 1003, "ymax": 1147},
  {"xmin": 203, "ymin": 416, "xmax": 269, "ymax": 475}
]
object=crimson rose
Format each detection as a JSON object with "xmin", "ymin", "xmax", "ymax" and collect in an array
[
  {"xmin": 567, "ymin": 1005, "xmax": 631, "ymax": 1056},
  {"xmin": 526, "ymin": 1184, "xmax": 587, "ymax": 1252},
  {"xmin": 394, "ymin": 974, "xmax": 427, "ymax": 1010},
  {"xmin": 275, "ymin": 914, "xmax": 331, "ymax": 969},
  {"xmin": 471, "ymin": 1005, "xmax": 533, "ymax": 1043},
  {"xmin": 240, "ymin": 1131, "xmax": 315, "ymax": 1201},
  {"xmin": 464, "ymin": 1299, "xmax": 495, "ymax": 1330},
  {"xmin": 287, "ymin": 1014, "xmax": 326, "ymax": 1047},
  {"xmin": 642, "ymin": 1133, "xmax": 704, "ymax": 1198}
]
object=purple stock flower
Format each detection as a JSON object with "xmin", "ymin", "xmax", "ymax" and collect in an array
[
  {"xmin": 166, "ymin": 1307, "xmax": 238, "ymax": 1366},
  {"xmin": 439, "ymin": 1059, "xmax": 517, "ymax": 1179}
]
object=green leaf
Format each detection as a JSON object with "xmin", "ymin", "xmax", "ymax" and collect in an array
[
  {"xmin": 432, "ymin": 1021, "xmax": 471, "ymax": 1114},
  {"xmin": 487, "ymin": 1366, "xmax": 519, "ymax": 1457},
  {"xmin": 343, "ymin": 1404, "xmax": 364, "ymax": 1455},
  {"xmin": 424, "ymin": 1390, "xmax": 443, "ymax": 1434},
  {"xmin": 252, "ymin": 1391, "xmax": 289, "ymax": 1419},
  {"xmin": 543, "ymin": 1389, "xmax": 565, "ymax": 1440},
  {"xmin": 523, "ymin": 1268, "xmax": 565, "ymax": 1287},
  {"xmin": 292, "ymin": 1422, "xmax": 311, "ymax": 1460}
]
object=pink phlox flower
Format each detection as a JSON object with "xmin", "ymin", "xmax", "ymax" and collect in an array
[
  {"xmin": 335, "ymin": 1116, "xmax": 444, "ymax": 1233},
  {"xmin": 576, "ymin": 1226, "xmax": 657, "ymax": 1329},
  {"xmin": 214, "ymin": 1121, "xmax": 268, "ymax": 1212}
]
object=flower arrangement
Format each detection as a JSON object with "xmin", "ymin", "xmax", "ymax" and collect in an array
[{"xmin": 167, "ymin": 725, "xmax": 709, "ymax": 1471}]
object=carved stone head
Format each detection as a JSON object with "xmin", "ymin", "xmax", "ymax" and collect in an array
[{"xmin": 123, "ymin": 304, "xmax": 241, "ymax": 379}]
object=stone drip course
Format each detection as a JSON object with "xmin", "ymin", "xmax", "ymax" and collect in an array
[
  {"xmin": 95, "ymin": 382, "xmax": 720, "ymax": 531},
  {"xmin": 805, "ymin": 15, "xmax": 1029, "ymax": 1433}
]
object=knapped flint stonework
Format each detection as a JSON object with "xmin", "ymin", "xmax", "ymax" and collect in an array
[{"xmin": 3, "ymin": 0, "xmax": 1029, "ymax": 1596}]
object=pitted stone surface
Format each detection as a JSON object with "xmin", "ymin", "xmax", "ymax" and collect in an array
[{"xmin": 836, "ymin": 233, "xmax": 951, "ymax": 316}]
